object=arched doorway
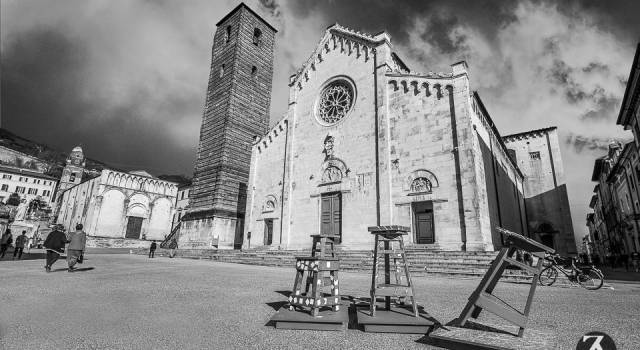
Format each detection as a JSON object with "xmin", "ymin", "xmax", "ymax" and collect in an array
[{"xmin": 537, "ymin": 223, "xmax": 557, "ymax": 249}]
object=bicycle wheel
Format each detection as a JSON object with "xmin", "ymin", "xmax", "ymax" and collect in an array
[
  {"xmin": 539, "ymin": 266, "xmax": 558, "ymax": 286},
  {"xmin": 577, "ymin": 269, "xmax": 604, "ymax": 290}
]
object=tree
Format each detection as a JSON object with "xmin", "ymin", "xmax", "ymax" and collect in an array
[{"xmin": 6, "ymin": 193, "xmax": 21, "ymax": 206}]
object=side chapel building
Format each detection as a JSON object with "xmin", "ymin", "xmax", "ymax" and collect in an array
[{"xmin": 180, "ymin": 3, "xmax": 577, "ymax": 254}]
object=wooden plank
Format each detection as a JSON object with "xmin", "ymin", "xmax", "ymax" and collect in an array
[
  {"xmin": 475, "ymin": 293, "xmax": 527, "ymax": 327},
  {"xmin": 271, "ymin": 307, "xmax": 348, "ymax": 331},
  {"xmin": 356, "ymin": 306, "xmax": 434, "ymax": 334},
  {"xmin": 504, "ymin": 257, "xmax": 539, "ymax": 274},
  {"xmin": 496, "ymin": 227, "xmax": 555, "ymax": 254},
  {"xmin": 430, "ymin": 324, "xmax": 557, "ymax": 350},
  {"xmin": 368, "ymin": 225, "xmax": 410, "ymax": 232}
]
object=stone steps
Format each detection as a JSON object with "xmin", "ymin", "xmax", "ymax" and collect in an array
[{"xmin": 133, "ymin": 248, "xmax": 537, "ymax": 281}]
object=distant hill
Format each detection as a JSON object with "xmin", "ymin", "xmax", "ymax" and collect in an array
[{"xmin": 0, "ymin": 128, "xmax": 113, "ymax": 179}]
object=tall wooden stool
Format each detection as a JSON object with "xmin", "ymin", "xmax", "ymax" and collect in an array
[
  {"xmin": 456, "ymin": 227, "xmax": 555, "ymax": 337},
  {"xmin": 368, "ymin": 225, "xmax": 418, "ymax": 317},
  {"xmin": 356, "ymin": 225, "xmax": 433, "ymax": 333},
  {"xmin": 288, "ymin": 234, "xmax": 341, "ymax": 316}
]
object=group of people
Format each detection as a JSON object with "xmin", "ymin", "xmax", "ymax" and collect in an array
[
  {"xmin": 43, "ymin": 223, "xmax": 86, "ymax": 272},
  {"xmin": 148, "ymin": 238, "xmax": 178, "ymax": 258},
  {"xmin": 0, "ymin": 223, "xmax": 86, "ymax": 273},
  {"xmin": 0, "ymin": 229, "xmax": 30, "ymax": 260}
]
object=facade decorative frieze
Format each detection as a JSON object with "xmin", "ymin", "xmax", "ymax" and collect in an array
[
  {"xmin": 290, "ymin": 23, "xmax": 383, "ymax": 92},
  {"xmin": 387, "ymin": 77, "xmax": 454, "ymax": 100}
]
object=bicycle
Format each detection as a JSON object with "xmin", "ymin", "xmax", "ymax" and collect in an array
[{"xmin": 538, "ymin": 253, "xmax": 604, "ymax": 290}]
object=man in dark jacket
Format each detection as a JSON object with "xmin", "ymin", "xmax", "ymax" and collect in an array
[
  {"xmin": 13, "ymin": 230, "xmax": 28, "ymax": 259},
  {"xmin": 43, "ymin": 224, "xmax": 67, "ymax": 272},
  {"xmin": 0, "ymin": 229, "xmax": 12, "ymax": 259},
  {"xmin": 149, "ymin": 240, "xmax": 157, "ymax": 258}
]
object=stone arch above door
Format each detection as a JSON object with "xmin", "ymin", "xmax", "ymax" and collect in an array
[
  {"xmin": 404, "ymin": 169, "xmax": 439, "ymax": 193},
  {"xmin": 319, "ymin": 158, "xmax": 349, "ymax": 185}
]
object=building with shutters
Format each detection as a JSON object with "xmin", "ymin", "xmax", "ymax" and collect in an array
[{"xmin": 56, "ymin": 168, "xmax": 178, "ymax": 247}]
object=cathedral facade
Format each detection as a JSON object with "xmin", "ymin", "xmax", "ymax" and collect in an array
[
  {"xmin": 184, "ymin": 4, "xmax": 576, "ymax": 253},
  {"xmin": 244, "ymin": 25, "xmax": 530, "ymax": 252}
]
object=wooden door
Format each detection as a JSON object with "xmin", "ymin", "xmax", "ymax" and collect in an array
[
  {"xmin": 125, "ymin": 216, "xmax": 143, "ymax": 239},
  {"xmin": 264, "ymin": 219, "xmax": 273, "ymax": 245},
  {"xmin": 415, "ymin": 211, "xmax": 434, "ymax": 244},
  {"xmin": 321, "ymin": 193, "xmax": 341, "ymax": 242}
]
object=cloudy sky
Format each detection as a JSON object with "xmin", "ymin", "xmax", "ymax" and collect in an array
[{"xmin": 2, "ymin": 0, "xmax": 639, "ymax": 240}]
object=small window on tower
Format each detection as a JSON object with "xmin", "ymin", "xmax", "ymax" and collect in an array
[
  {"xmin": 529, "ymin": 151, "xmax": 541, "ymax": 160},
  {"xmin": 253, "ymin": 28, "xmax": 262, "ymax": 46},
  {"xmin": 220, "ymin": 64, "xmax": 225, "ymax": 77},
  {"xmin": 251, "ymin": 66, "xmax": 257, "ymax": 78},
  {"xmin": 70, "ymin": 173, "xmax": 76, "ymax": 182},
  {"xmin": 225, "ymin": 25, "xmax": 231, "ymax": 43}
]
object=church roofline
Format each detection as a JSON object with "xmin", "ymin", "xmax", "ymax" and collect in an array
[
  {"xmin": 0, "ymin": 165, "xmax": 58, "ymax": 181},
  {"xmin": 473, "ymin": 92, "xmax": 524, "ymax": 179},
  {"xmin": 216, "ymin": 3, "xmax": 278, "ymax": 33},
  {"xmin": 102, "ymin": 168, "xmax": 179, "ymax": 186},
  {"xmin": 385, "ymin": 71, "xmax": 455, "ymax": 80},
  {"xmin": 616, "ymin": 42, "xmax": 640, "ymax": 127},
  {"xmin": 502, "ymin": 126, "xmax": 557, "ymax": 141},
  {"xmin": 289, "ymin": 23, "xmax": 390, "ymax": 87}
]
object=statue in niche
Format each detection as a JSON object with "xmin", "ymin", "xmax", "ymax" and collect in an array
[
  {"xmin": 410, "ymin": 177, "xmax": 432, "ymax": 193},
  {"xmin": 322, "ymin": 166, "xmax": 342, "ymax": 183},
  {"xmin": 14, "ymin": 199, "xmax": 28, "ymax": 221},
  {"xmin": 323, "ymin": 135, "xmax": 335, "ymax": 160}
]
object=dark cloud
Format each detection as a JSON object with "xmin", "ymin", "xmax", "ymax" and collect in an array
[
  {"xmin": 579, "ymin": 87, "xmax": 620, "ymax": 122},
  {"xmin": 564, "ymin": 133, "xmax": 631, "ymax": 154},
  {"xmin": 286, "ymin": 0, "xmax": 517, "ymax": 53},
  {"xmin": 582, "ymin": 62, "xmax": 609, "ymax": 73},
  {"xmin": 1, "ymin": 25, "xmax": 199, "ymax": 175}
]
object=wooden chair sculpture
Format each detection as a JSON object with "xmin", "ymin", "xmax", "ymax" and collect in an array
[
  {"xmin": 288, "ymin": 234, "xmax": 341, "ymax": 316},
  {"xmin": 456, "ymin": 227, "xmax": 555, "ymax": 337},
  {"xmin": 368, "ymin": 225, "xmax": 418, "ymax": 317}
]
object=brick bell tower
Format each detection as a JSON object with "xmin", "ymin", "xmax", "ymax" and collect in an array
[{"xmin": 182, "ymin": 3, "xmax": 276, "ymax": 249}]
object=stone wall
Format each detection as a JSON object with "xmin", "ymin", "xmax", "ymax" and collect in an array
[
  {"xmin": 188, "ymin": 4, "xmax": 275, "ymax": 214},
  {"xmin": 504, "ymin": 128, "xmax": 577, "ymax": 254},
  {"xmin": 244, "ymin": 118, "xmax": 289, "ymax": 248},
  {"xmin": 57, "ymin": 170, "xmax": 178, "ymax": 244}
]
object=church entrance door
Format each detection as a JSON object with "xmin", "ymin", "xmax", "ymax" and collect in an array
[
  {"xmin": 125, "ymin": 216, "xmax": 143, "ymax": 239},
  {"xmin": 264, "ymin": 219, "xmax": 273, "ymax": 245},
  {"xmin": 321, "ymin": 192, "xmax": 341, "ymax": 242},
  {"xmin": 412, "ymin": 201, "xmax": 434, "ymax": 244}
]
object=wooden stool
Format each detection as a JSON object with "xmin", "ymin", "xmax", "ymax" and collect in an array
[
  {"xmin": 368, "ymin": 225, "xmax": 418, "ymax": 318},
  {"xmin": 456, "ymin": 227, "xmax": 555, "ymax": 337},
  {"xmin": 310, "ymin": 234, "xmax": 339, "ymax": 257},
  {"xmin": 287, "ymin": 234, "xmax": 341, "ymax": 317},
  {"xmin": 289, "ymin": 257, "xmax": 340, "ymax": 316}
]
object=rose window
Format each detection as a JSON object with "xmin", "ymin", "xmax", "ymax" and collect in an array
[{"xmin": 316, "ymin": 80, "xmax": 354, "ymax": 125}]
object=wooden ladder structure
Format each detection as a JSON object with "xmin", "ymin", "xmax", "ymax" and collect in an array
[
  {"xmin": 456, "ymin": 227, "xmax": 555, "ymax": 337},
  {"xmin": 288, "ymin": 234, "xmax": 341, "ymax": 316},
  {"xmin": 368, "ymin": 225, "xmax": 418, "ymax": 317}
]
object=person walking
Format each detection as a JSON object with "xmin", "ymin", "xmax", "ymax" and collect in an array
[
  {"xmin": 149, "ymin": 240, "xmax": 157, "ymax": 258},
  {"xmin": 13, "ymin": 231, "xmax": 28, "ymax": 260},
  {"xmin": 0, "ymin": 229, "xmax": 13, "ymax": 259},
  {"xmin": 631, "ymin": 250, "xmax": 640, "ymax": 273},
  {"xmin": 168, "ymin": 238, "xmax": 178, "ymax": 258},
  {"xmin": 66, "ymin": 224, "xmax": 86, "ymax": 272},
  {"xmin": 43, "ymin": 225, "xmax": 67, "ymax": 272}
]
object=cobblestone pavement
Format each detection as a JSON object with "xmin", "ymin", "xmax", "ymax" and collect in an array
[{"xmin": 1, "ymin": 254, "xmax": 638, "ymax": 349}]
